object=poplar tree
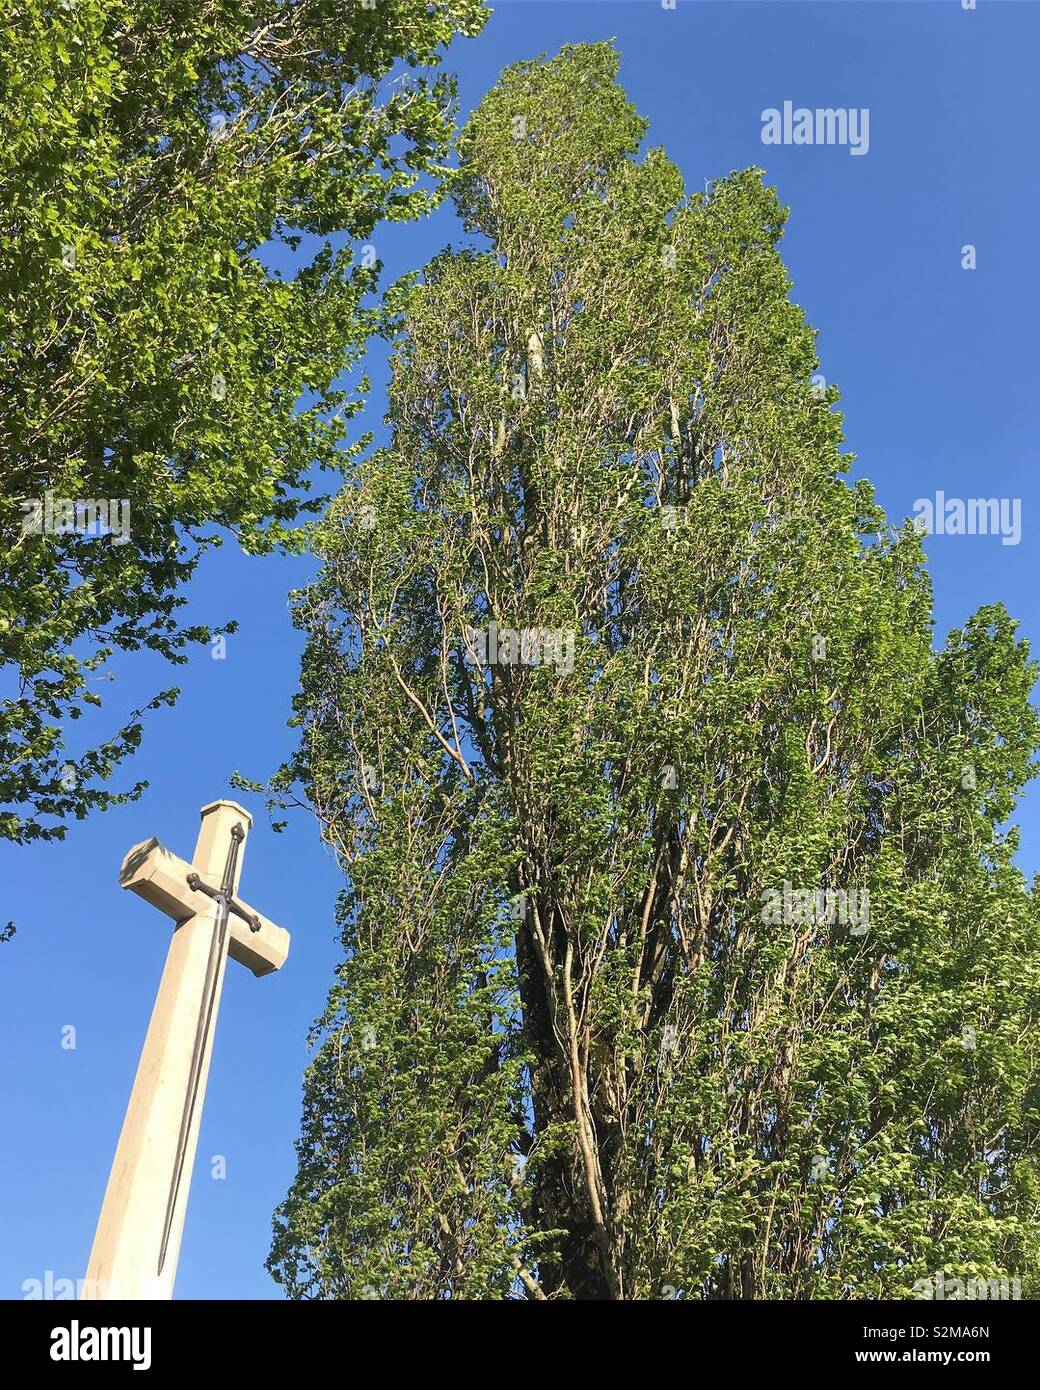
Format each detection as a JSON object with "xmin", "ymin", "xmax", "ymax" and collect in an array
[
  {"xmin": 0, "ymin": 0, "xmax": 485, "ymax": 845},
  {"xmin": 270, "ymin": 44, "xmax": 1040, "ymax": 1300}
]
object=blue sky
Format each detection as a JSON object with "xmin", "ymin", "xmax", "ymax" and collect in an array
[{"xmin": 2, "ymin": 1, "xmax": 1038, "ymax": 1300}]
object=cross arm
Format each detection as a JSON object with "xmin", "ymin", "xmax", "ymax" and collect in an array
[{"xmin": 119, "ymin": 838, "xmax": 290, "ymax": 977}]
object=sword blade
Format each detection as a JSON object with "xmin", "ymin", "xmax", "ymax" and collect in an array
[{"xmin": 157, "ymin": 824, "xmax": 244, "ymax": 1277}]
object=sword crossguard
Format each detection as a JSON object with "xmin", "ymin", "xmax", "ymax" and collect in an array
[{"xmin": 186, "ymin": 872, "xmax": 262, "ymax": 933}]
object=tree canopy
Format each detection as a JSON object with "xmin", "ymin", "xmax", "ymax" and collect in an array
[
  {"xmin": 268, "ymin": 43, "xmax": 1040, "ymax": 1300},
  {"xmin": 0, "ymin": 0, "xmax": 485, "ymax": 846}
]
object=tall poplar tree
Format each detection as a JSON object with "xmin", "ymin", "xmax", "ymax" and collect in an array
[
  {"xmin": 269, "ymin": 44, "xmax": 1040, "ymax": 1300},
  {"xmin": 0, "ymin": 0, "xmax": 485, "ymax": 846}
]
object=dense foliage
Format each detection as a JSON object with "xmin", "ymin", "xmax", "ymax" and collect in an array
[
  {"xmin": 269, "ymin": 44, "xmax": 1040, "ymax": 1299},
  {"xmin": 0, "ymin": 0, "xmax": 485, "ymax": 844}
]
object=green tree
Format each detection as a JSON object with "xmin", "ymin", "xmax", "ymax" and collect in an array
[
  {"xmin": 0, "ymin": 0, "xmax": 485, "ymax": 846},
  {"xmin": 269, "ymin": 44, "xmax": 1040, "ymax": 1300}
]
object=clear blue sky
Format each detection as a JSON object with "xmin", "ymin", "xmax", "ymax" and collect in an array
[{"xmin": 2, "ymin": 1, "xmax": 1038, "ymax": 1300}]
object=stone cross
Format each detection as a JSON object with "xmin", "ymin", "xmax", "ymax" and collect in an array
[{"xmin": 82, "ymin": 800, "xmax": 289, "ymax": 1300}]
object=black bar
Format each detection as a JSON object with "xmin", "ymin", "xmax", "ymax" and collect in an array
[{"xmin": 1, "ymin": 1295, "xmax": 1034, "ymax": 1374}]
